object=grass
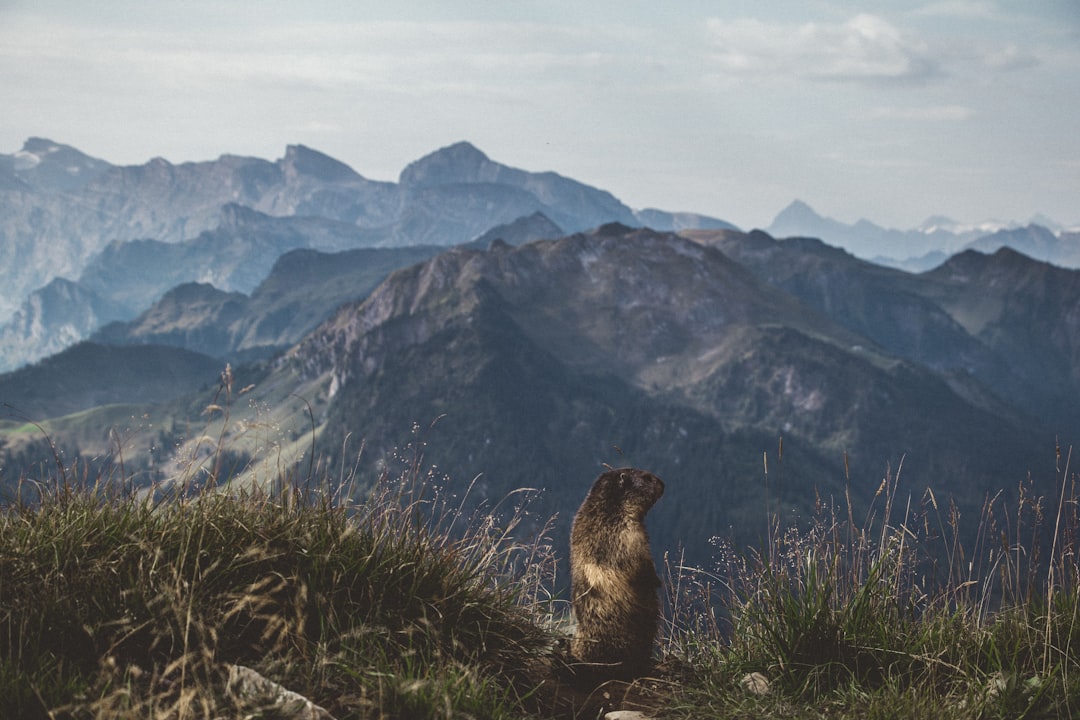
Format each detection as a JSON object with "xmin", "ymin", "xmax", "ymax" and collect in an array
[
  {"xmin": 662, "ymin": 451, "xmax": 1080, "ymax": 719},
  {"xmin": 3, "ymin": 382, "xmax": 1080, "ymax": 718},
  {"xmin": 0, "ymin": 430, "xmax": 560, "ymax": 719}
]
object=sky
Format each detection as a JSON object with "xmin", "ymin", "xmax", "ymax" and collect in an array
[{"xmin": 2, "ymin": 0, "xmax": 1078, "ymax": 231}]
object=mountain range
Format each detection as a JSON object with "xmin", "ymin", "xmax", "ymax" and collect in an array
[
  {"xmin": 2, "ymin": 137, "xmax": 1079, "ymax": 566},
  {"xmin": 4, "ymin": 223, "xmax": 1076, "ymax": 565},
  {"xmin": 0, "ymin": 138, "xmax": 731, "ymax": 370},
  {"xmin": 767, "ymin": 199, "xmax": 1080, "ymax": 271},
  {"xmin": 2, "ymin": 138, "xmax": 1071, "ymax": 373},
  {"xmin": 277, "ymin": 226, "xmax": 1059, "ymax": 547}
]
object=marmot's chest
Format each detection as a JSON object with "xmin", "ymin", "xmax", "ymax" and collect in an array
[{"xmin": 575, "ymin": 519, "xmax": 656, "ymax": 592}]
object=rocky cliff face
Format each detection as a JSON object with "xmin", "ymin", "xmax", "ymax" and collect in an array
[
  {"xmin": 0, "ymin": 140, "xmax": 385, "ymax": 320},
  {"xmin": 0, "ymin": 278, "xmax": 129, "ymax": 370},
  {"xmin": 290, "ymin": 225, "xmax": 855, "ymax": 391}
]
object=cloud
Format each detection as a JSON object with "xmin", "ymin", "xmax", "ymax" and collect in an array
[
  {"xmin": 978, "ymin": 42, "xmax": 1039, "ymax": 72},
  {"xmin": 705, "ymin": 14, "xmax": 940, "ymax": 83},
  {"xmin": 866, "ymin": 104, "xmax": 975, "ymax": 121},
  {"xmin": 0, "ymin": 16, "xmax": 664, "ymax": 109},
  {"xmin": 910, "ymin": 1, "xmax": 1001, "ymax": 19}
]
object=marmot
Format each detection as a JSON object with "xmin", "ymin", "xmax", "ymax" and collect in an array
[{"xmin": 569, "ymin": 467, "xmax": 665, "ymax": 681}]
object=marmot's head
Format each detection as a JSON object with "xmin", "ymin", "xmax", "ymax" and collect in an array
[{"xmin": 588, "ymin": 468, "xmax": 664, "ymax": 520}]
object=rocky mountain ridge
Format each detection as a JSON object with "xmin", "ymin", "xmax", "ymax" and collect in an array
[
  {"xmin": 3, "ymin": 137, "xmax": 1073, "ymax": 375},
  {"xmin": 92, "ymin": 244, "xmax": 443, "ymax": 363},
  {"xmin": 0, "ymin": 139, "xmax": 392, "ymax": 320},
  {"xmin": 258, "ymin": 225, "xmax": 1056, "ymax": 559},
  {"xmin": 0, "ymin": 138, "xmax": 732, "ymax": 369}
]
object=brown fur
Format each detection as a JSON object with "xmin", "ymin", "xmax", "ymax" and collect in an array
[{"xmin": 569, "ymin": 467, "xmax": 664, "ymax": 681}]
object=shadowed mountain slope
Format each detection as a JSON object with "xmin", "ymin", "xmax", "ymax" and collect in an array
[
  {"xmin": 686, "ymin": 229, "xmax": 1080, "ymax": 440},
  {"xmin": 0, "ymin": 342, "xmax": 221, "ymax": 421},
  {"xmin": 271, "ymin": 226, "xmax": 1046, "ymax": 561}
]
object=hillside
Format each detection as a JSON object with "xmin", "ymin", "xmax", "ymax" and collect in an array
[
  {"xmin": 0, "ymin": 341, "xmax": 221, "ymax": 421},
  {"xmin": 917, "ymin": 247, "xmax": 1080, "ymax": 433},
  {"xmin": 4, "ymin": 467, "xmax": 1080, "ymax": 719}
]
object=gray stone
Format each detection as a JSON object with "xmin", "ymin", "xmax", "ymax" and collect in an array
[
  {"xmin": 740, "ymin": 671, "xmax": 771, "ymax": 695},
  {"xmin": 225, "ymin": 664, "xmax": 336, "ymax": 720}
]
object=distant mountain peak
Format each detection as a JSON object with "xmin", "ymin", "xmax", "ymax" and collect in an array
[
  {"xmin": 157, "ymin": 281, "xmax": 235, "ymax": 304},
  {"xmin": 768, "ymin": 199, "xmax": 838, "ymax": 239},
  {"xmin": 398, "ymin": 141, "xmax": 492, "ymax": 187},
  {"xmin": 22, "ymin": 137, "xmax": 67, "ymax": 155},
  {"xmin": 10, "ymin": 137, "xmax": 110, "ymax": 190},
  {"xmin": 917, "ymin": 214, "xmax": 959, "ymax": 231},
  {"xmin": 990, "ymin": 245, "xmax": 1029, "ymax": 262},
  {"xmin": 776, "ymin": 199, "xmax": 819, "ymax": 220},
  {"xmin": 469, "ymin": 212, "xmax": 563, "ymax": 248},
  {"xmin": 432, "ymin": 140, "xmax": 489, "ymax": 164},
  {"xmin": 592, "ymin": 221, "xmax": 637, "ymax": 237},
  {"xmin": 1029, "ymin": 213, "xmax": 1063, "ymax": 232},
  {"xmin": 281, "ymin": 144, "xmax": 362, "ymax": 183}
]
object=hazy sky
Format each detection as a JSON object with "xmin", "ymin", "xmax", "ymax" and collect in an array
[{"xmin": 2, "ymin": 0, "xmax": 1078, "ymax": 230}]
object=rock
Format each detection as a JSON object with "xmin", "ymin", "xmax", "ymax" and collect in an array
[
  {"xmin": 740, "ymin": 671, "xmax": 771, "ymax": 695},
  {"xmin": 605, "ymin": 711, "xmax": 653, "ymax": 720},
  {"xmin": 225, "ymin": 664, "xmax": 336, "ymax": 720}
]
